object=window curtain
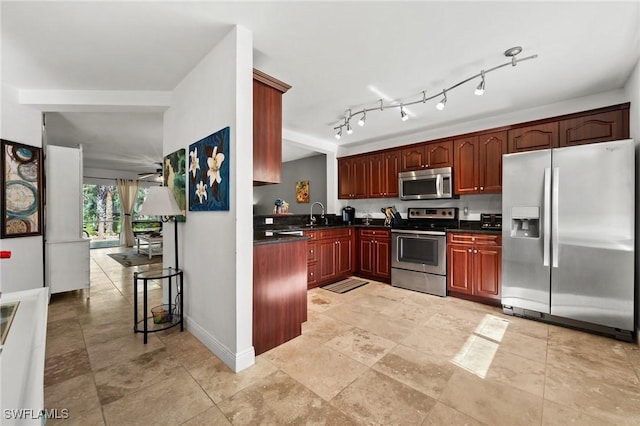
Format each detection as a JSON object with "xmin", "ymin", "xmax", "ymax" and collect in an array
[{"xmin": 117, "ymin": 179, "xmax": 138, "ymax": 247}]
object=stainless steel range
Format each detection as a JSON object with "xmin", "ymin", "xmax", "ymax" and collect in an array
[{"xmin": 391, "ymin": 207, "xmax": 459, "ymax": 296}]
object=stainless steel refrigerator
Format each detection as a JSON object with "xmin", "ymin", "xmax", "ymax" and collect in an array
[{"xmin": 502, "ymin": 139, "xmax": 635, "ymax": 340}]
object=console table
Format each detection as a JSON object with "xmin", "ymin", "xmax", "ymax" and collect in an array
[
  {"xmin": 133, "ymin": 267, "xmax": 183, "ymax": 344},
  {"xmin": 136, "ymin": 234, "xmax": 163, "ymax": 259}
]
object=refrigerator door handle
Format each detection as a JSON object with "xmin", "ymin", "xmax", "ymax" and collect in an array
[
  {"xmin": 552, "ymin": 167, "xmax": 559, "ymax": 268},
  {"xmin": 543, "ymin": 168, "xmax": 551, "ymax": 266}
]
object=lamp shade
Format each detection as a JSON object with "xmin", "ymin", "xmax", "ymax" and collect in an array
[{"xmin": 139, "ymin": 186, "xmax": 182, "ymax": 217}]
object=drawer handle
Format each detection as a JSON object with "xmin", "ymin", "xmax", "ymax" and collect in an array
[{"xmin": 468, "ymin": 249, "xmax": 472, "ymax": 252}]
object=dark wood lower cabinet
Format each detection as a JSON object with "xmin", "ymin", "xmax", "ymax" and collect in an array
[
  {"xmin": 253, "ymin": 239, "xmax": 307, "ymax": 355},
  {"xmin": 357, "ymin": 228, "xmax": 390, "ymax": 283},
  {"xmin": 447, "ymin": 233, "xmax": 501, "ymax": 305},
  {"xmin": 305, "ymin": 228, "xmax": 355, "ymax": 289}
]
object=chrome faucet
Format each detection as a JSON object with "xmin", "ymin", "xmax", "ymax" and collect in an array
[{"xmin": 309, "ymin": 202, "xmax": 325, "ymax": 225}]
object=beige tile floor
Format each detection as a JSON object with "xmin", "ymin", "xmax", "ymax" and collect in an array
[{"xmin": 44, "ymin": 246, "xmax": 640, "ymax": 425}]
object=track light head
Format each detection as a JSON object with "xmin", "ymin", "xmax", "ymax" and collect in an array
[
  {"xmin": 335, "ymin": 128, "xmax": 342, "ymax": 139},
  {"xmin": 346, "ymin": 122, "xmax": 353, "ymax": 134},
  {"xmin": 436, "ymin": 90, "xmax": 447, "ymax": 111},
  {"xmin": 475, "ymin": 71, "xmax": 486, "ymax": 96},
  {"xmin": 358, "ymin": 111, "xmax": 366, "ymax": 127},
  {"xmin": 400, "ymin": 105, "xmax": 409, "ymax": 121}
]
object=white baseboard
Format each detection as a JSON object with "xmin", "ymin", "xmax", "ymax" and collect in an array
[{"xmin": 184, "ymin": 315, "xmax": 255, "ymax": 372}]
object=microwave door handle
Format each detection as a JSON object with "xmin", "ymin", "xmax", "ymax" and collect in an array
[{"xmin": 436, "ymin": 174, "xmax": 442, "ymax": 197}]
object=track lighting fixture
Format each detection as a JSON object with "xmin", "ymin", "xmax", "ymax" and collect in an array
[
  {"xmin": 436, "ymin": 91, "xmax": 447, "ymax": 111},
  {"xmin": 358, "ymin": 110, "xmax": 366, "ymax": 126},
  {"xmin": 400, "ymin": 105, "xmax": 409, "ymax": 121},
  {"xmin": 475, "ymin": 70, "xmax": 485, "ymax": 96},
  {"xmin": 332, "ymin": 46, "xmax": 537, "ymax": 138}
]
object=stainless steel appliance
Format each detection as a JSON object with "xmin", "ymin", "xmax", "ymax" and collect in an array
[
  {"xmin": 502, "ymin": 139, "xmax": 635, "ymax": 341},
  {"xmin": 391, "ymin": 207, "xmax": 458, "ymax": 296},
  {"xmin": 399, "ymin": 167, "xmax": 454, "ymax": 200}
]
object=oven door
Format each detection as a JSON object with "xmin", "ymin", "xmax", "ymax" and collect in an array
[{"xmin": 391, "ymin": 230, "xmax": 446, "ymax": 275}]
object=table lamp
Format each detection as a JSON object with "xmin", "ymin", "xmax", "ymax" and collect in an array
[{"xmin": 139, "ymin": 186, "xmax": 182, "ymax": 270}]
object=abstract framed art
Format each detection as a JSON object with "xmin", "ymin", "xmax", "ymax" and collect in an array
[
  {"xmin": 188, "ymin": 127, "xmax": 230, "ymax": 211},
  {"xmin": 163, "ymin": 148, "xmax": 187, "ymax": 222},
  {"xmin": 1, "ymin": 140, "xmax": 43, "ymax": 238}
]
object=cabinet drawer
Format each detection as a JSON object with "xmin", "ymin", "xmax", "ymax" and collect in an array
[
  {"xmin": 448, "ymin": 233, "xmax": 501, "ymax": 246},
  {"xmin": 307, "ymin": 262, "xmax": 318, "ymax": 285},
  {"xmin": 307, "ymin": 241, "xmax": 318, "ymax": 262},
  {"xmin": 304, "ymin": 230, "xmax": 318, "ymax": 240},
  {"xmin": 359, "ymin": 228, "xmax": 390, "ymax": 240},
  {"xmin": 318, "ymin": 228, "xmax": 352, "ymax": 240}
]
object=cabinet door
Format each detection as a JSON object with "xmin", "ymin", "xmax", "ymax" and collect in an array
[
  {"xmin": 307, "ymin": 262, "xmax": 318, "ymax": 288},
  {"xmin": 358, "ymin": 237, "xmax": 375, "ymax": 275},
  {"xmin": 253, "ymin": 79, "xmax": 283, "ymax": 184},
  {"xmin": 336, "ymin": 236, "xmax": 353, "ymax": 276},
  {"xmin": 318, "ymin": 239, "xmax": 337, "ymax": 281},
  {"xmin": 508, "ymin": 122, "xmax": 559, "ymax": 153},
  {"xmin": 400, "ymin": 146, "xmax": 426, "ymax": 171},
  {"xmin": 383, "ymin": 150, "xmax": 400, "ymax": 197},
  {"xmin": 559, "ymin": 110, "xmax": 625, "ymax": 147},
  {"xmin": 337, "ymin": 158, "xmax": 353, "ymax": 199},
  {"xmin": 454, "ymin": 137, "xmax": 478, "ymax": 195},
  {"xmin": 352, "ymin": 156, "xmax": 368, "ymax": 198},
  {"xmin": 426, "ymin": 140, "xmax": 453, "ymax": 168},
  {"xmin": 367, "ymin": 154, "xmax": 384, "ymax": 198},
  {"xmin": 473, "ymin": 246, "xmax": 502, "ymax": 300},
  {"xmin": 447, "ymin": 243, "xmax": 473, "ymax": 295},
  {"xmin": 375, "ymin": 238, "xmax": 391, "ymax": 280},
  {"xmin": 478, "ymin": 131, "xmax": 506, "ymax": 193}
]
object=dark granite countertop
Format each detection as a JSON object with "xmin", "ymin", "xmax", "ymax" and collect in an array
[
  {"xmin": 253, "ymin": 231, "xmax": 311, "ymax": 246},
  {"xmin": 448, "ymin": 221, "xmax": 502, "ymax": 235}
]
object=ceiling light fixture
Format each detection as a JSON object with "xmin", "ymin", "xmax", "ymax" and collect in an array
[
  {"xmin": 400, "ymin": 105, "xmax": 409, "ymax": 121},
  {"xmin": 436, "ymin": 90, "xmax": 447, "ymax": 111},
  {"xmin": 475, "ymin": 70, "xmax": 486, "ymax": 96},
  {"xmin": 332, "ymin": 46, "xmax": 537, "ymax": 137},
  {"xmin": 358, "ymin": 110, "xmax": 366, "ymax": 126}
]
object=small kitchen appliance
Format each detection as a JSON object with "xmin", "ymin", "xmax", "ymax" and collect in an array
[
  {"xmin": 391, "ymin": 207, "xmax": 459, "ymax": 296},
  {"xmin": 342, "ymin": 206, "xmax": 355, "ymax": 224},
  {"xmin": 480, "ymin": 213, "xmax": 502, "ymax": 230},
  {"xmin": 398, "ymin": 167, "xmax": 455, "ymax": 200}
]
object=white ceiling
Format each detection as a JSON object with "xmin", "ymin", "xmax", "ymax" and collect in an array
[{"xmin": 3, "ymin": 1, "xmax": 640, "ymax": 174}]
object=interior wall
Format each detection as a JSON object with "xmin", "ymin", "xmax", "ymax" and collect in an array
[
  {"xmin": 253, "ymin": 154, "xmax": 327, "ymax": 215},
  {"xmin": 163, "ymin": 26, "xmax": 254, "ymax": 371},
  {"xmin": 0, "ymin": 84, "xmax": 44, "ymax": 293}
]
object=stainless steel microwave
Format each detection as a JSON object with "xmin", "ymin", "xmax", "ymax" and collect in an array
[{"xmin": 398, "ymin": 167, "xmax": 454, "ymax": 200}]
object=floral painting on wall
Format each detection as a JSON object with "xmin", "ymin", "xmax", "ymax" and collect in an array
[
  {"xmin": 188, "ymin": 127, "xmax": 229, "ymax": 211},
  {"xmin": 163, "ymin": 148, "xmax": 187, "ymax": 222},
  {"xmin": 1, "ymin": 139, "xmax": 43, "ymax": 238},
  {"xmin": 296, "ymin": 180, "xmax": 309, "ymax": 203}
]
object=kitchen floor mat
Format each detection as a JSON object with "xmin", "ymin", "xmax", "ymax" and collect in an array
[{"xmin": 322, "ymin": 278, "xmax": 368, "ymax": 294}]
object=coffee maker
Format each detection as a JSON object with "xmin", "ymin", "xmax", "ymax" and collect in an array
[{"xmin": 342, "ymin": 206, "xmax": 355, "ymax": 225}]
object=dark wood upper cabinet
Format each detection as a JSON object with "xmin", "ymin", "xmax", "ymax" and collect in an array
[
  {"xmin": 478, "ymin": 131, "xmax": 506, "ymax": 193},
  {"xmin": 400, "ymin": 140, "xmax": 453, "ymax": 172},
  {"xmin": 454, "ymin": 137, "xmax": 478, "ymax": 195},
  {"xmin": 508, "ymin": 122, "xmax": 559, "ymax": 153},
  {"xmin": 454, "ymin": 131, "xmax": 505, "ymax": 195},
  {"xmin": 338, "ymin": 155, "xmax": 368, "ymax": 199},
  {"xmin": 253, "ymin": 69, "xmax": 291, "ymax": 185},
  {"xmin": 559, "ymin": 110, "xmax": 626, "ymax": 147},
  {"xmin": 367, "ymin": 150, "xmax": 400, "ymax": 198}
]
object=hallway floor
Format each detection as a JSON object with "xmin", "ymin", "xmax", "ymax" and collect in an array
[{"xmin": 44, "ymin": 247, "xmax": 640, "ymax": 425}]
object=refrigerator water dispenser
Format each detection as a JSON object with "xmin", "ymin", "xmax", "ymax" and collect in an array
[{"xmin": 510, "ymin": 206, "xmax": 539, "ymax": 238}]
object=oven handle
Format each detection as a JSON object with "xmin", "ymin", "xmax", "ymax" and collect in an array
[{"xmin": 391, "ymin": 229, "xmax": 446, "ymax": 236}]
